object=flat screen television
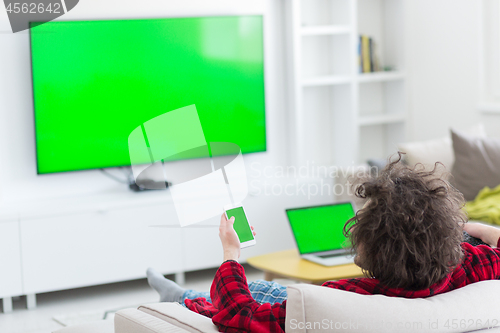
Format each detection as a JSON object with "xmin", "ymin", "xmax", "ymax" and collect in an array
[{"xmin": 30, "ymin": 16, "xmax": 266, "ymax": 174}]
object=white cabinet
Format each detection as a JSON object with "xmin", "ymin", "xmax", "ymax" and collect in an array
[
  {"xmin": 20, "ymin": 206, "xmax": 182, "ymax": 294},
  {"xmin": 182, "ymin": 227, "xmax": 223, "ymax": 271},
  {"xmin": 0, "ymin": 219, "xmax": 23, "ymax": 313},
  {"xmin": 0, "ymin": 220, "xmax": 23, "ymax": 298}
]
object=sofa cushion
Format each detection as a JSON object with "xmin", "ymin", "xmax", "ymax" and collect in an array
[
  {"xmin": 398, "ymin": 123, "xmax": 486, "ymax": 172},
  {"xmin": 285, "ymin": 280, "xmax": 500, "ymax": 333},
  {"xmin": 399, "ymin": 136, "xmax": 454, "ymax": 170},
  {"xmin": 138, "ymin": 302, "xmax": 218, "ymax": 333},
  {"xmin": 451, "ymin": 129, "xmax": 500, "ymax": 201}
]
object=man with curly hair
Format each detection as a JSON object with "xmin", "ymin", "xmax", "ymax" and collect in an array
[{"xmin": 147, "ymin": 155, "xmax": 500, "ymax": 333}]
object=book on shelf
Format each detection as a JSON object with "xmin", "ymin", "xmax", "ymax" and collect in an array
[
  {"xmin": 358, "ymin": 35, "xmax": 362, "ymax": 73},
  {"xmin": 359, "ymin": 35, "xmax": 381, "ymax": 73}
]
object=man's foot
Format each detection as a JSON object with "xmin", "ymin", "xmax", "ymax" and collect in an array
[{"xmin": 147, "ymin": 268, "xmax": 186, "ymax": 303}]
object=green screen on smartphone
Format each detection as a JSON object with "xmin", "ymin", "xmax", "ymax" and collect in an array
[
  {"xmin": 286, "ymin": 203, "xmax": 354, "ymax": 254},
  {"xmin": 226, "ymin": 207, "xmax": 254, "ymax": 243}
]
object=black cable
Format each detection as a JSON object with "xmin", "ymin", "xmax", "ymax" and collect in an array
[
  {"xmin": 119, "ymin": 166, "xmax": 134, "ymax": 183},
  {"xmin": 100, "ymin": 168, "xmax": 130, "ymax": 184}
]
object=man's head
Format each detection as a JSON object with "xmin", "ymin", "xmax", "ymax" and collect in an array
[{"xmin": 344, "ymin": 153, "xmax": 467, "ymax": 290}]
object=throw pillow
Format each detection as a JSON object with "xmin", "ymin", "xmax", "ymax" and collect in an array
[
  {"xmin": 451, "ymin": 129, "xmax": 500, "ymax": 201},
  {"xmin": 398, "ymin": 123, "xmax": 486, "ymax": 171}
]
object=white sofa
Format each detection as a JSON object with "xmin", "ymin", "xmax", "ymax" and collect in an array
[{"xmin": 54, "ymin": 280, "xmax": 500, "ymax": 333}]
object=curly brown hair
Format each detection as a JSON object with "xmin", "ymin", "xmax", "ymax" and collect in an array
[{"xmin": 343, "ymin": 153, "xmax": 467, "ymax": 290}]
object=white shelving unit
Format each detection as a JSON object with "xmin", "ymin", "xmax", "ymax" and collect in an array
[{"xmin": 286, "ymin": 0, "xmax": 407, "ymax": 166}]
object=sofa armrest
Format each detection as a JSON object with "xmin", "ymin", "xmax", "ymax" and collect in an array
[
  {"xmin": 138, "ymin": 303, "xmax": 219, "ymax": 333},
  {"xmin": 115, "ymin": 308, "xmax": 189, "ymax": 333}
]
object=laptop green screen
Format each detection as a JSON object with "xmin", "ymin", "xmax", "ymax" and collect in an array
[{"xmin": 286, "ymin": 203, "xmax": 355, "ymax": 254}]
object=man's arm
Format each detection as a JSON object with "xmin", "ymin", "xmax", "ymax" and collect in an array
[
  {"xmin": 209, "ymin": 214, "xmax": 286, "ymax": 332},
  {"xmin": 462, "ymin": 223, "xmax": 500, "ymax": 281},
  {"xmin": 463, "ymin": 223, "xmax": 500, "ymax": 248},
  {"xmin": 210, "ymin": 261, "xmax": 286, "ymax": 332}
]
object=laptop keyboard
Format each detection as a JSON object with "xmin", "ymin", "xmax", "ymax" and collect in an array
[{"xmin": 317, "ymin": 253, "xmax": 345, "ymax": 259}]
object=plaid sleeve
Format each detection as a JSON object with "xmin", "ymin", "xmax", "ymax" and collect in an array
[
  {"xmin": 184, "ymin": 297, "xmax": 218, "ymax": 318},
  {"xmin": 210, "ymin": 261, "xmax": 286, "ymax": 333},
  {"xmin": 461, "ymin": 241, "xmax": 500, "ymax": 282}
]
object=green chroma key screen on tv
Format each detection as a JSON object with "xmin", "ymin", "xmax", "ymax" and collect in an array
[{"xmin": 30, "ymin": 16, "xmax": 266, "ymax": 174}]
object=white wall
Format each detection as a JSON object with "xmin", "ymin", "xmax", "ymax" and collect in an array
[
  {"xmin": 405, "ymin": 0, "xmax": 485, "ymax": 141},
  {"xmin": 0, "ymin": 0, "xmax": 289, "ymax": 203},
  {"xmin": 1, "ymin": 0, "xmax": 496, "ymax": 205}
]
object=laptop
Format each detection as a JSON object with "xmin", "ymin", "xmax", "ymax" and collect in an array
[{"xmin": 285, "ymin": 202, "xmax": 356, "ymax": 266}]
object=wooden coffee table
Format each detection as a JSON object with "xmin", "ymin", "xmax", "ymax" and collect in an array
[{"xmin": 247, "ymin": 249, "xmax": 364, "ymax": 285}]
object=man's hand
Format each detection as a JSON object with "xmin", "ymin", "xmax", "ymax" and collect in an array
[
  {"xmin": 219, "ymin": 213, "xmax": 257, "ymax": 262},
  {"xmin": 463, "ymin": 223, "xmax": 500, "ymax": 247}
]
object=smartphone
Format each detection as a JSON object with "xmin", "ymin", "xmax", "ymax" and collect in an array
[{"xmin": 224, "ymin": 203, "xmax": 256, "ymax": 248}]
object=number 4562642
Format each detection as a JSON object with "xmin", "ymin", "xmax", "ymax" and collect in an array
[{"xmin": 6, "ymin": 3, "xmax": 61, "ymax": 14}]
